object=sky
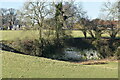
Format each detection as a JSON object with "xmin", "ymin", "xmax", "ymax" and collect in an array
[
  {"xmin": 82, "ymin": 2, "xmax": 103, "ymax": 19},
  {"xmin": 0, "ymin": 0, "xmax": 116, "ymax": 19}
]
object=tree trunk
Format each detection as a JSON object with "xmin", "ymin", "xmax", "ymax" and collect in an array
[
  {"xmin": 82, "ymin": 30, "xmax": 87, "ymax": 39},
  {"xmin": 38, "ymin": 22, "xmax": 43, "ymax": 56},
  {"xmin": 88, "ymin": 30, "xmax": 95, "ymax": 39}
]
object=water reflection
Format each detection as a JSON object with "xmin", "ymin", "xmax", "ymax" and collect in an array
[{"xmin": 62, "ymin": 47, "xmax": 100, "ymax": 61}]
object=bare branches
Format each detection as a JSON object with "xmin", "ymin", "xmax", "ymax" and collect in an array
[
  {"xmin": 101, "ymin": 1, "xmax": 119, "ymax": 20},
  {"xmin": 100, "ymin": 1, "xmax": 120, "ymax": 40},
  {"xmin": 21, "ymin": 1, "xmax": 50, "ymax": 27}
]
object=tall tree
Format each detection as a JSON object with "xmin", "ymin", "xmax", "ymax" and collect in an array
[
  {"xmin": 101, "ymin": 1, "xmax": 120, "ymax": 40},
  {"xmin": 54, "ymin": 1, "xmax": 80, "ymax": 34},
  {"xmin": 0, "ymin": 8, "xmax": 8, "ymax": 29},
  {"xmin": 54, "ymin": 1, "xmax": 76, "ymax": 45},
  {"xmin": 21, "ymin": 1, "xmax": 50, "ymax": 56},
  {"xmin": 0, "ymin": 8, "xmax": 17, "ymax": 30}
]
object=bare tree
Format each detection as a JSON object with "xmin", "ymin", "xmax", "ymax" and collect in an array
[
  {"xmin": 0, "ymin": 8, "xmax": 17, "ymax": 30},
  {"xmin": 24, "ymin": 2, "xmax": 50, "ymax": 35},
  {"xmin": 21, "ymin": 1, "xmax": 51, "ymax": 55},
  {"xmin": 101, "ymin": 1, "xmax": 120, "ymax": 40},
  {"xmin": 0, "ymin": 8, "xmax": 7, "ymax": 26}
]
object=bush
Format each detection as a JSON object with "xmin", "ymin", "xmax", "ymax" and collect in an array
[
  {"xmin": 5, "ymin": 37, "xmax": 64, "ymax": 58},
  {"xmin": 115, "ymin": 47, "xmax": 120, "ymax": 60},
  {"xmin": 92, "ymin": 39, "xmax": 120, "ymax": 59},
  {"xmin": 7, "ymin": 39, "xmax": 41, "ymax": 56},
  {"xmin": 42, "ymin": 38, "xmax": 64, "ymax": 57}
]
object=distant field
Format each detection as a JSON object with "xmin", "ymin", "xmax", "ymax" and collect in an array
[
  {"xmin": 0, "ymin": 30, "xmax": 39, "ymax": 41},
  {"xmin": 71, "ymin": 30, "xmax": 120, "ymax": 38},
  {"xmin": 0, "ymin": 30, "xmax": 120, "ymax": 41},
  {"xmin": 2, "ymin": 51, "xmax": 118, "ymax": 78}
]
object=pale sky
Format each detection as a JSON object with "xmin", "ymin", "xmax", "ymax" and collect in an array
[{"xmin": 0, "ymin": 0, "xmax": 117, "ymax": 19}]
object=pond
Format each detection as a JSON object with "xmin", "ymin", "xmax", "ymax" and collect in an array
[{"xmin": 52, "ymin": 47, "xmax": 100, "ymax": 61}]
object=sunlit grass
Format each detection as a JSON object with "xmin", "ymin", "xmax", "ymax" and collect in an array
[
  {"xmin": 1, "ymin": 30, "xmax": 119, "ymax": 41},
  {"xmin": 1, "ymin": 30, "xmax": 119, "ymax": 78},
  {"xmin": 0, "ymin": 30, "xmax": 39, "ymax": 41},
  {"xmin": 2, "ymin": 51, "xmax": 118, "ymax": 78}
]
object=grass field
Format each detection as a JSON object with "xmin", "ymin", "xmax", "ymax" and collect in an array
[
  {"xmin": 0, "ymin": 30, "xmax": 120, "ymax": 41},
  {"xmin": 0, "ymin": 30, "xmax": 39, "ymax": 41},
  {"xmin": 0, "ymin": 30, "xmax": 119, "ymax": 78},
  {"xmin": 2, "ymin": 51, "xmax": 118, "ymax": 78}
]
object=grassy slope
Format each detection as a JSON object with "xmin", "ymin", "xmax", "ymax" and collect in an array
[
  {"xmin": 1, "ymin": 30, "xmax": 120, "ymax": 41},
  {"xmin": 2, "ymin": 51, "xmax": 118, "ymax": 78},
  {"xmin": 1, "ymin": 30, "xmax": 119, "ymax": 78}
]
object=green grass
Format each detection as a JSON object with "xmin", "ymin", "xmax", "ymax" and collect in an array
[
  {"xmin": 2, "ymin": 51, "xmax": 118, "ymax": 78},
  {"xmin": 71, "ymin": 30, "xmax": 120, "ymax": 38},
  {"xmin": 0, "ymin": 53, "xmax": 1, "ymax": 79},
  {"xmin": 0, "ymin": 30, "xmax": 120, "ymax": 41},
  {"xmin": 0, "ymin": 30, "xmax": 39, "ymax": 41},
  {"xmin": 1, "ymin": 30, "xmax": 119, "ymax": 78}
]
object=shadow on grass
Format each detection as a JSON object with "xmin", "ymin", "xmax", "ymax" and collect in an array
[{"xmin": 0, "ymin": 43, "xmax": 25, "ymax": 54}]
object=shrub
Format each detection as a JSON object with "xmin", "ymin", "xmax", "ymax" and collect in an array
[
  {"xmin": 5, "ymin": 37, "xmax": 64, "ymax": 57},
  {"xmin": 92, "ymin": 39, "xmax": 119, "ymax": 59},
  {"xmin": 115, "ymin": 47, "xmax": 120, "ymax": 60},
  {"xmin": 7, "ymin": 39, "xmax": 41, "ymax": 56}
]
